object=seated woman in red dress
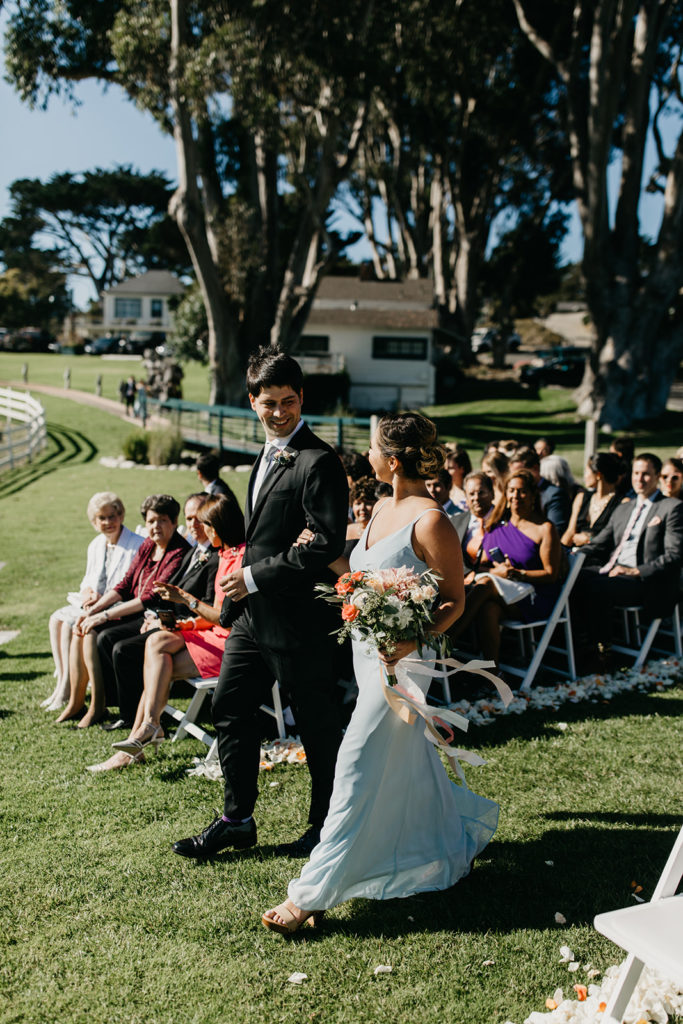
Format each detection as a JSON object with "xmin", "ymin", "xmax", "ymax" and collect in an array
[{"xmin": 90, "ymin": 494, "xmax": 245, "ymax": 770}]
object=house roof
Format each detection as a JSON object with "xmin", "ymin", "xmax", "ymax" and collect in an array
[
  {"xmin": 309, "ymin": 276, "xmax": 438, "ymax": 329},
  {"xmin": 105, "ymin": 270, "xmax": 185, "ymax": 297}
]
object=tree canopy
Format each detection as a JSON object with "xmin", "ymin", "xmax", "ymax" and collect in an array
[{"xmin": 0, "ymin": 165, "xmax": 187, "ymax": 299}]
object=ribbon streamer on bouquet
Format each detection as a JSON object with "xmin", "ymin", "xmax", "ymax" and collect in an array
[{"xmin": 380, "ymin": 653, "xmax": 513, "ymax": 788}]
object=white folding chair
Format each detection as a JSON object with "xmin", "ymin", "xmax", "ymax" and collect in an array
[
  {"xmin": 594, "ymin": 821, "xmax": 683, "ymax": 1023},
  {"xmin": 498, "ymin": 550, "xmax": 585, "ymax": 692},
  {"xmin": 646, "ymin": 602, "xmax": 683, "ymax": 660},
  {"xmin": 612, "ymin": 606, "xmax": 663, "ymax": 670},
  {"xmin": 163, "ymin": 676, "xmax": 287, "ymax": 749}
]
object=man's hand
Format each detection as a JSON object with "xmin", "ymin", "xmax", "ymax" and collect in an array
[
  {"xmin": 219, "ymin": 567, "xmax": 249, "ymax": 601},
  {"xmin": 609, "ymin": 565, "xmax": 640, "ymax": 577}
]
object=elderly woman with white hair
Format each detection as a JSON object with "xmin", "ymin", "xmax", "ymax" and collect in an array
[{"xmin": 43, "ymin": 492, "xmax": 143, "ymax": 711}]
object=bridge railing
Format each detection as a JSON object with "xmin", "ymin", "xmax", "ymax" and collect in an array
[
  {"xmin": 0, "ymin": 388, "xmax": 47, "ymax": 473},
  {"xmin": 149, "ymin": 398, "xmax": 371, "ymax": 456}
]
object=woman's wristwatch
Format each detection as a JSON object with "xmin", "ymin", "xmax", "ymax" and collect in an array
[{"xmin": 188, "ymin": 598, "xmax": 199, "ymax": 611}]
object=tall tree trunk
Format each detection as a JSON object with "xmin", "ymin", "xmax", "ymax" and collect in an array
[{"xmin": 168, "ymin": 0, "xmax": 242, "ymax": 405}]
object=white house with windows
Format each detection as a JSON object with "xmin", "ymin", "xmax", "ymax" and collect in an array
[
  {"xmin": 101, "ymin": 270, "xmax": 185, "ymax": 339},
  {"xmin": 297, "ymin": 277, "xmax": 438, "ymax": 411}
]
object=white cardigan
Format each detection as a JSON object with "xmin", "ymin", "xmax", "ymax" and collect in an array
[{"xmin": 79, "ymin": 525, "xmax": 144, "ymax": 595}]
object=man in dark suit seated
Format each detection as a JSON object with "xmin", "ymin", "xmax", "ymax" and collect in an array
[
  {"xmin": 508, "ymin": 446, "xmax": 571, "ymax": 535},
  {"xmin": 571, "ymin": 452, "xmax": 683, "ymax": 669},
  {"xmin": 102, "ymin": 493, "xmax": 220, "ymax": 729}
]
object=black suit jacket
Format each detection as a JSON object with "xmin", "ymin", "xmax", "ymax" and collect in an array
[
  {"xmin": 220, "ymin": 422, "xmax": 349, "ymax": 651},
  {"xmin": 148, "ymin": 545, "xmax": 218, "ymax": 611},
  {"xmin": 582, "ymin": 492, "xmax": 683, "ymax": 613}
]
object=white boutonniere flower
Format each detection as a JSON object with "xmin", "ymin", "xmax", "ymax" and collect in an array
[{"xmin": 272, "ymin": 448, "xmax": 298, "ymax": 468}]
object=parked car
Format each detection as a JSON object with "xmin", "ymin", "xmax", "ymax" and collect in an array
[
  {"xmin": 519, "ymin": 348, "xmax": 587, "ymax": 389},
  {"xmin": 472, "ymin": 327, "xmax": 522, "ymax": 354},
  {"xmin": 2, "ymin": 327, "xmax": 55, "ymax": 352},
  {"xmin": 84, "ymin": 335, "xmax": 126, "ymax": 355}
]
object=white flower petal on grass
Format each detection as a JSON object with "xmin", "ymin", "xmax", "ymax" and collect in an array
[
  {"xmin": 559, "ymin": 946, "xmax": 574, "ymax": 963},
  {"xmin": 586, "ymin": 969, "xmax": 601, "ymax": 979},
  {"xmin": 482, "ymin": 959, "xmax": 496, "ymax": 967},
  {"xmin": 568, "ymin": 962, "xmax": 580, "ymax": 973},
  {"xmin": 373, "ymin": 965, "xmax": 393, "ymax": 975},
  {"xmin": 556, "ymin": 722, "xmax": 568, "ymax": 731},
  {"xmin": 631, "ymin": 893, "xmax": 646, "ymax": 903},
  {"xmin": 287, "ymin": 973, "xmax": 308, "ymax": 984},
  {"xmin": 545, "ymin": 860, "xmax": 555, "ymax": 867},
  {"xmin": 554, "ymin": 912, "xmax": 567, "ymax": 924}
]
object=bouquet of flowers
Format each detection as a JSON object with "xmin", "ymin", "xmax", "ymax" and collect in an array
[{"xmin": 316, "ymin": 565, "xmax": 448, "ymax": 665}]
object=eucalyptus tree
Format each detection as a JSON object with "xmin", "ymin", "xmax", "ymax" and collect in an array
[
  {"xmin": 4, "ymin": 0, "xmax": 380, "ymax": 403},
  {"xmin": 513, "ymin": 0, "xmax": 683, "ymax": 428},
  {"xmin": 343, "ymin": 0, "xmax": 572, "ymax": 354}
]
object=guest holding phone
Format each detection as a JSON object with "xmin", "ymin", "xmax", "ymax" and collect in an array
[{"xmin": 88, "ymin": 494, "xmax": 245, "ymax": 770}]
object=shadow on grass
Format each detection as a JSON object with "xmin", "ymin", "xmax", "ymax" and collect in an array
[
  {"xmin": 0, "ymin": 669, "xmax": 53, "ymax": 682},
  {"xmin": 311, "ymin": 825, "xmax": 679, "ymax": 939},
  {"xmin": 0, "ymin": 422, "xmax": 97, "ymax": 498},
  {"xmin": 0, "ymin": 708, "xmax": 14, "ymax": 719}
]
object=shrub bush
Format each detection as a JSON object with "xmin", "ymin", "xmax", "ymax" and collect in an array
[
  {"xmin": 122, "ymin": 430, "xmax": 149, "ymax": 464},
  {"xmin": 147, "ymin": 425, "xmax": 183, "ymax": 466}
]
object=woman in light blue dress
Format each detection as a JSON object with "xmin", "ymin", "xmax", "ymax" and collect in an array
[{"xmin": 262, "ymin": 413, "xmax": 499, "ymax": 933}]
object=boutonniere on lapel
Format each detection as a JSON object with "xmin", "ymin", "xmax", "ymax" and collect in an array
[
  {"xmin": 271, "ymin": 447, "xmax": 298, "ymax": 469},
  {"xmin": 196, "ymin": 549, "xmax": 210, "ymax": 563}
]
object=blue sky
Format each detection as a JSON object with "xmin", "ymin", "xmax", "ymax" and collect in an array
[{"xmin": 2, "ymin": 39, "xmax": 673, "ymax": 313}]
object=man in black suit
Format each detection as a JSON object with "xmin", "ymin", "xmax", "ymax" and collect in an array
[
  {"xmin": 173, "ymin": 348, "xmax": 348, "ymax": 859},
  {"xmin": 102, "ymin": 493, "xmax": 220, "ymax": 729},
  {"xmin": 196, "ymin": 452, "xmax": 236, "ymax": 499},
  {"xmin": 572, "ymin": 452, "xmax": 683, "ymax": 664},
  {"xmin": 509, "ymin": 446, "xmax": 571, "ymax": 535}
]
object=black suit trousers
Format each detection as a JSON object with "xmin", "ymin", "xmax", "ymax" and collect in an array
[
  {"xmin": 96, "ymin": 615, "xmax": 145, "ymax": 707},
  {"xmin": 572, "ymin": 565, "xmax": 648, "ymax": 645},
  {"xmin": 111, "ymin": 629, "xmax": 160, "ymax": 723},
  {"xmin": 212, "ymin": 608, "xmax": 342, "ymax": 827}
]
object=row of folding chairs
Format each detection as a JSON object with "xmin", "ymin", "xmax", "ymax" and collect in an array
[{"xmin": 439, "ymin": 550, "xmax": 683, "ymax": 701}]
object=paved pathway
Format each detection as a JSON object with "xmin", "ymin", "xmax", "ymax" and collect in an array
[{"xmin": 0, "ymin": 380, "xmax": 165, "ymax": 427}]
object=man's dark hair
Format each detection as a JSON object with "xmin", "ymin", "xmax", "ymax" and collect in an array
[
  {"xmin": 196, "ymin": 452, "xmax": 222, "ymax": 482},
  {"xmin": 246, "ymin": 346, "xmax": 303, "ymax": 397},
  {"xmin": 427, "ymin": 468, "xmax": 452, "ymax": 490},
  {"xmin": 635, "ymin": 451, "xmax": 662, "ymax": 475},
  {"xmin": 509, "ymin": 445, "xmax": 540, "ymax": 470},
  {"xmin": 535, "ymin": 436, "xmax": 555, "ymax": 455},
  {"xmin": 340, "ymin": 450, "xmax": 373, "ymax": 481},
  {"xmin": 140, "ymin": 494, "xmax": 180, "ymax": 522}
]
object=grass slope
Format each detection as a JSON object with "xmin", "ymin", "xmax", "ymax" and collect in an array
[{"xmin": 0, "ymin": 395, "xmax": 682, "ymax": 1024}]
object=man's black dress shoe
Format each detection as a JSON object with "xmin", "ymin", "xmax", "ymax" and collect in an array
[
  {"xmin": 274, "ymin": 826, "xmax": 321, "ymax": 858},
  {"xmin": 100, "ymin": 718, "xmax": 132, "ymax": 732},
  {"xmin": 172, "ymin": 815, "xmax": 257, "ymax": 858}
]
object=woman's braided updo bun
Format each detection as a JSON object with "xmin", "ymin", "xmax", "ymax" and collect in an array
[{"xmin": 376, "ymin": 412, "xmax": 446, "ymax": 479}]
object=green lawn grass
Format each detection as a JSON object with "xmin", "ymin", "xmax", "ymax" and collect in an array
[
  {"xmin": 1, "ymin": 395, "xmax": 682, "ymax": 1024},
  {"xmin": 0, "ymin": 351, "xmax": 211, "ymax": 404}
]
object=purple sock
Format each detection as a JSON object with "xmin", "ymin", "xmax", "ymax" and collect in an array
[{"xmin": 222, "ymin": 814, "xmax": 249, "ymax": 824}]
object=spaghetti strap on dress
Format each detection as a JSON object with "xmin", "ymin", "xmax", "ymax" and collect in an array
[{"xmin": 287, "ymin": 509, "xmax": 499, "ymax": 911}]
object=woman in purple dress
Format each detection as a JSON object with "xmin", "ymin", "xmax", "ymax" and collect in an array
[{"xmin": 471, "ymin": 470, "xmax": 562, "ymax": 666}]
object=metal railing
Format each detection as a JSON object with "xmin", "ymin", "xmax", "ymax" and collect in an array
[
  {"xmin": 148, "ymin": 398, "xmax": 371, "ymax": 455},
  {"xmin": 0, "ymin": 388, "xmax": 47, "ymax": 472}
]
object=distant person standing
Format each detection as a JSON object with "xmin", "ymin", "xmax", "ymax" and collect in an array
[
  {"xmin": 134, "ymin": 381, "xmax": 148, "ymax": 428},
  {"xmin": 125, "ymin": 376, "xmax": 136, "ymax": 416}
]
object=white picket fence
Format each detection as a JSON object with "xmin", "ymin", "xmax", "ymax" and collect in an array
[{"xmin": 0, "ymin": 388, "xmax": 47, "ymax": 472}]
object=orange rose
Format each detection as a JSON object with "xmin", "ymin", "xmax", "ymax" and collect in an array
[
  {"xmin": 573, "ymin": 985, "xmax": 588, "ymax": 1002},
  {"xmin": 341, "ymin": 602, "xmax": 359, "ymax": 622}
]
